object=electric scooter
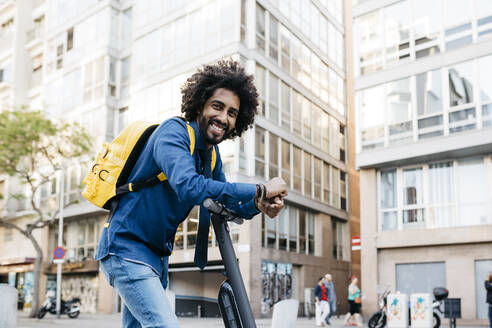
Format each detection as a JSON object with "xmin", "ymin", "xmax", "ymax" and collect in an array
[{"xmin": 203, "ymin": 198, "xmax": 256, "ymax": 328}]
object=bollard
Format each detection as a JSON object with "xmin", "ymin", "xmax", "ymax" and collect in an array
[
  {"xmin": 197, "ymin": 304, "xmax": 202, "ymax": 318},
  {"xmin": 0, "ymin": 284, "xmax": 18, "ymax": 328}
]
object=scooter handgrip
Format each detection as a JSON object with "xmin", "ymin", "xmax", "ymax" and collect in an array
[{"xmin": 203, "ymin": 198, "xmax": 223, "ymax": 214}]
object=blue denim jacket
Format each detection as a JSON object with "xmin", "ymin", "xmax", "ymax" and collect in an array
[{"xmin": 95, "ymin": 118, "xmax": 258, "ymax": 286}]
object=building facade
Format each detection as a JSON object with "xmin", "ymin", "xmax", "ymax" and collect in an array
[
  {"xmin": 352, "ymin": 0, "xmax": 492, "ymax": 321},
  {"xmin": 0, "ymin": 0, "xmax": 356, "ymax": 318}
]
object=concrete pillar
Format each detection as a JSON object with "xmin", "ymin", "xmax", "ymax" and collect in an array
[
  {"xmin": 360, "ymin": 169, "xmax": 378, "ymax": 315},
  {"xmin": 0, "ymin": 284, "xmax": 18, "ymax": 328}
]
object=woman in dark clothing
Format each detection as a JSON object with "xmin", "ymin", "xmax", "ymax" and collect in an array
[{"xmin": 486, "ymin": 272, "xmax": 492, "ymax": 328}]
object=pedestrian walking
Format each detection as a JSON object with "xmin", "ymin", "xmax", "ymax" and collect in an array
[
  {"xmin": 344, "ymin": 276, "xmax": 362, "ymax": 327},
  {"xmin": 324, "ymin": 273, "xmax": 337, "ymax": 326},
  {"xmin": 315, "ymin": 277, "xmax": 331, "ymax": 326},
  {"xmin": 486, "ymin": 272, "xmax": 492, "ymax": 328}
]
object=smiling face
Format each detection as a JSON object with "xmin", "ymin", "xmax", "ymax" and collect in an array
[{"xmin": 197, "ymin": 88, "xmax": 240, "ymax": 148}]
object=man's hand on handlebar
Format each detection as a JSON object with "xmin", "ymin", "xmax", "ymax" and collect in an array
[{"xmin": 255, "ymin": 177, "xmax": 288, "ymax": 218}]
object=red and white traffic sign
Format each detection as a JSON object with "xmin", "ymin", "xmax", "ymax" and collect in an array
[{"xmin": 351, "ymin": 235, "xmax": 361, "ymax": 251}]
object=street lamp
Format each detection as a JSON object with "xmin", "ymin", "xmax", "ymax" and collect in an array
[{"xmin": 55, "ymin": 168, "xmax": 64, "ymax": 319}]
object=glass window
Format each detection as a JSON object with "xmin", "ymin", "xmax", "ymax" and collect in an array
[
  {"xmin": 314, "ymin": 157, "xmax": 322, "ymax": 200},
  {"xmin": 448, "ymin": 61, "xmax": 474, "ymax": 107},
  {"xmin": 302, "ymin": 98, "xmax": 311, "ymax": 141},
  {"xmin": 476, "ymin": 0, "xmax": 492, "ymax": 40},
  {"xmin": 386, "ymin": 78, "xmax": 413, "ymax": 143},
  {"xmin": 323, "ymin": 162, "xmax": 330, "ymax": 203},
  {"xmin": 380, "ymin": 170, "xmax": 397, "ymax": 209},
  {"xmin": 412, "ymin": 0, "xmax": 441, "ymax": 58},
  {"xmin": 256, "ymin": 64, "xmax": 266, "ymax": 116},
  {"xmin": 417, "ymin": 69, "xmax": 442, "ymax": 116},
  {"xmin": 269, "ymin": 73, "xmax": 279, "ymax": 123},
  {"xmin": 293, "ymin": 146, "xmax": 302, "ymax": 192},
  {"xmin": 256, "ymin": 4, "xmax": 266, "ymax": 52},
  {"xmin": 312, "ymin": 106, "xmax": 322, "ymax": 148},
  {"xmin": 304, "ymin": 152, "xmax": 312, "ymax": 197},
  {"xmin": 331, "ymin": 167, "xmax": 340, "ymax": 208},
  {"xmin": 291, "ymin": 36, "xmax": 302, "ymax": 81},
  {"xmin": 281, "ymin": 140, "xmax": 291, "ymax": 187},
  {"xmin": 308, "ymin": 213, "xmax": 314, "ymax": 255},
  {"xmin": 255, "ymin": 126, "xmax": 266, "ymax": 178},
  {"xmin": 478, "ymin": 55, "xmax": 492, "ymax": 103},
  {"xmin": 402, "ymin": 167, "xmax": 425, "ymax": 225},
  {"xmin": 280, "ymin": 25, "xmax": 291, "ymax": 72},
  {"xmin": 266, "ymin": 213, "xmax": 276, "ymax": 248},
  {"xmin": 288, "ymin": 207, "xmax": 297, "ymax": 252},
  {"xmin": 281, "ymin": 82, "xmax": 290, "ymax": 129},
  {"xmin": 428, "ymin": 162, "xmax": 454, "ymax": 228},
  {"xmin": 358, "ymin": 85, "xmax": 385, "ymax": 150},
  {"xmin": 384, "ymin": 1, "xmax": 411, "ymax": 66},
  {"xmin": 457, "ymin": 157, "xmax": 490, "ymax": 226},
  {"xmin": 356, "ymin": 10, "xmax": 383, "ymax": 75},
  {"xmin": 444, "ymin": 0, "xmax": 472, "ymax": 50},
  {"xmin": 292, "ymin": 90, "xmax": 302, "ymax": 136},
  {"xmin": 444, "ymin": 0, "xmax": 472, "ymax": 29},
  {"xmin": 269, "ymin": 15, "xmax": 279, "ymax": 61},
  {"xmin": 299, "ymin": 210, "xmax": 306, "ymax": 253},
  {"xmin": 321, "ymin": 112, "xmax": 330, "ymax": 153},
  {"xmin": 278, "ymin": 209, "xmax": 288, "ymax": 250},
  {"xmin": 403, "ymin": 168, "xmax": 423, "ymax": 205},
  {"xmin": 269, "ymin": 133, "xmax": 279, "ymax": 179}
]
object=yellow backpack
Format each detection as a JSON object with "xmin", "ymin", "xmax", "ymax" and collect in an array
[{"xmin": 82, "ymin": 119, "xmax": 216, "ymax": 210}]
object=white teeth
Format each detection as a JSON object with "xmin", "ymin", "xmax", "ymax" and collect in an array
[{"xmin": 211, "ymin": 123, "xmax": 224, "ymax": 132}]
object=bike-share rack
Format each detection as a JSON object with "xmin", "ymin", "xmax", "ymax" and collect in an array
[{"xmin": 203, "ymin": 198, "xmax": 257, "ymax": 328}]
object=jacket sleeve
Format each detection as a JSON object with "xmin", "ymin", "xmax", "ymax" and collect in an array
[
  {"xmin": 486, "ymin": 280, "xmax": 492, "ymax": 291},
  {"xmin": 153, "ymin": 119, "xmax": 257, "ymax": 211},
  {"xmin": 212, "ymin": 148, "xmax": 260, "ymax": 219}
]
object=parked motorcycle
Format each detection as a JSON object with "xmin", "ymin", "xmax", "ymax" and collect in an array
[
  {"xmin": 37, "ymin": 292, "xmax": 81, "ymax": 319},
  {"xmin": 368, "ymin": 285, "xmax": 391, "ymax": 328},
  {"xmin": 368, "ymin": 286, "xmax": 448, "ymax": 328}
]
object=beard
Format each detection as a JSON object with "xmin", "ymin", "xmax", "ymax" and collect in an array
[{"xmin": 197, "ymin": 114, "xmax": 232, "ymax": 145}]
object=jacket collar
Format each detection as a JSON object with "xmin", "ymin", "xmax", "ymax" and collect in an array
[{"xmin": 189, "ymin": 120, "xmax": 210, "ymax": 151}]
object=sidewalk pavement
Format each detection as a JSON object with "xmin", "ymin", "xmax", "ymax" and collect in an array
[{"xmin": 17, "ymin": 311, "xmax": 489, "ymax": 328}]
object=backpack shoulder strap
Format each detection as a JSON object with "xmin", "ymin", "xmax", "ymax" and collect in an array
[
  {"xmin": 155, "ymin": 122, "xmax": 195, "ymax": 182},
  {"xmin": 211, "ymin": 145, "xmax": 217, "ymax": 172}
]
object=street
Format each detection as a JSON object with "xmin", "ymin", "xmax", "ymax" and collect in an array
[{"xmin": 16, "ymin": 312, "xmax": 489, "ymax": 328}]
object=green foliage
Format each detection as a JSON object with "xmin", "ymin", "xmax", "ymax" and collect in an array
[{"xmin": 0, "ymin": 108, "xmax": 91, "ymax": 178}]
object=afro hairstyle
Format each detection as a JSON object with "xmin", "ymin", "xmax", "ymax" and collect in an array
[{"xmin": 180, "ymin": 60, "xmax": 259, "ymax": 139}]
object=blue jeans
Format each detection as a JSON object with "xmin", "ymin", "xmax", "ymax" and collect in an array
[
  {"xmin": 100, "ymin": 255, "xmax": 179, "ymax": 328},
  {"xmin": 488, "ymin": 304, "xmax": 491, "ymax": 328},
  {"xmin": 325, "ymin": 301, "xmax": 336, "ymax": 324}
]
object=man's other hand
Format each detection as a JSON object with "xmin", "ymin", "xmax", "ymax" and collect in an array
[{"xmin": 264, "ymin": 177, "xmax": 288, "ymax": 199}]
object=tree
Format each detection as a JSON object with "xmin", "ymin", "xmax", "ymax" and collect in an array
[{"xmin": 0, "ymin": 108, "xmax": 91, "ymax": 317}]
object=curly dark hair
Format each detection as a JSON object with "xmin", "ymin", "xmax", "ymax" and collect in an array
[{"xmin": 181, "ymin": 60, "xmax": 258, "ymax": 139}]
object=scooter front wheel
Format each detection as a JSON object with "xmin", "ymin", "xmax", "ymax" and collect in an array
[{"xmin": 37, "ymin": 308, "xmax": 47, "ymax": 319}]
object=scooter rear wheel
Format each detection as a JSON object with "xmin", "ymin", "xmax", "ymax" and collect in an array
[
  {"xmin": 433, "ymin": 312, "xmax": 441, "ymax": 328},
  {"xmin": 68, "ymin": 310, "xmax": 80, "ymax": 319}
]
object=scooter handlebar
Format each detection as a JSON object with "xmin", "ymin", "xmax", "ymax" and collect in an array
[{"xmin": 202, "ymin": 198, "xmax": 245, "ymax": 225}]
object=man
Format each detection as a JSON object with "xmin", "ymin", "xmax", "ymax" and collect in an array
[
  {"xmin": 324, "ymin": 273, "xmax": 337, "ymax": 326},
  {"xmin": 315, "ymin": 277, "xmax": 330, "ymax": 327},
  {"xmin": 95, "ymin": 60, "xmax": 288, "ymax": 327}
]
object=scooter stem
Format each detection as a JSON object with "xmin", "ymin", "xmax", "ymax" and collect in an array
[{"xmin": 211, "ymin": 213, "xmax": 256, "ymax": 328}]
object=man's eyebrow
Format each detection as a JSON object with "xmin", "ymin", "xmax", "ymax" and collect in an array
[{"xmin": 210, "ymin": 100, "xmax": 225, "ymax": 107}]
